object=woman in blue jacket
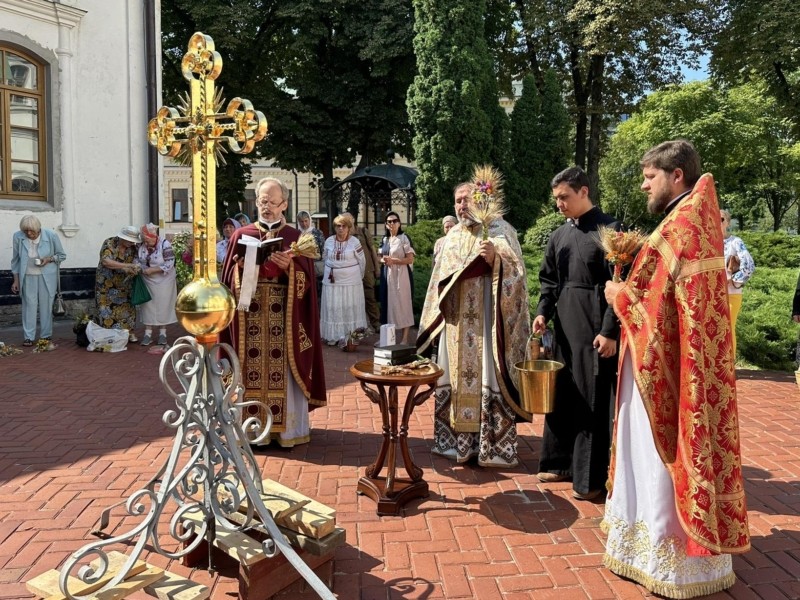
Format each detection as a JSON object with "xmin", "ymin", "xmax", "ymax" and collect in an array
[{"xmin": 10, "ymin": 215, "xmax": 67, "ymax": 346}]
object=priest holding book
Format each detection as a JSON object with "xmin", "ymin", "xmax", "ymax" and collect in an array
[{"xmin": 220, "ymin": 177, "xmax": 327, "ymax": 447}]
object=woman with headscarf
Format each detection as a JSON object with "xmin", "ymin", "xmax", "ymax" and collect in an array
[
  {"xmin": 433, "ymin": 215, "xmax": 457, "ymax": 267},
  {"xmin": 216, "ymin": 217, "xmax": 242, "ymax": 264},
  {"xmin": 378, "ymin": 211, "xmax": 416, "ymax": 345},
  {"xmin": 234, "ymin": 212, "xmax": 251, "ymax": 227},
  {"xmin": 10, "ymin": 215, "xmax": 67, "ymax": 346},
  {"xmin": 320, "ymin": 213, "xmax": 367, "ymax": 345},
  {"xmin": 135, "ymin": 223, "xmax": 177, "ymax": 346},
  {"xmin": 95, "ymin": 225, "xmax": 141, "ymax": 341}
]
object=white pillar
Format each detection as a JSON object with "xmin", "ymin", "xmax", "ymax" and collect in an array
[{"xmin": 55, "ymin": 16, "xmax": 79, "ymax": 237}]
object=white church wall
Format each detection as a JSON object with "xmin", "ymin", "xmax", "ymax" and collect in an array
[{"xmin": 0, "ymin": 0, "xmax": 152, "ymax": 270}]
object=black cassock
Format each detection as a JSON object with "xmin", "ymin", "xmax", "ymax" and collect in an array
[{"xmin": 535, "ymin": 207, "xmax": 620, "ymax": 495}]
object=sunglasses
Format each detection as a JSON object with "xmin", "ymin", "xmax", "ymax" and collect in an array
[{"xmin": 386, "ymin": 219, "xmax": 399, "ymax": 224}]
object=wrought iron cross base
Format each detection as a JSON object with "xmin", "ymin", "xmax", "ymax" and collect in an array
[{"xmin": 58, "ymin": 336, "xmax": 334, "ymax": 600}]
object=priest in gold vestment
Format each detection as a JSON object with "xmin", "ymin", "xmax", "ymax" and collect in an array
[
  {"xmin": 221, "ymin": 177, "xmax": 326, "ymax": 447},
  {"xmin": 417, "ymin": 183, "xmax": 531, "ymax": 467},
  {"xmin": 603, "ymin": 141, "xmax": 749, "ymax": 598}
]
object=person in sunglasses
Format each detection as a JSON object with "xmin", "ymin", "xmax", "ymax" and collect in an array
[{"xmin": 378, "ymin": 211, "xmax": 416, "ymax": 345}]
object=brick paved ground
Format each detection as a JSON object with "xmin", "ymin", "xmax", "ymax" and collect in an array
[{"xmin": 0, "ymin": 320, "xmax": 798, "ymax": 599}]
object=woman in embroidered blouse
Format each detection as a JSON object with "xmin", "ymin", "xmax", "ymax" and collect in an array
[
  {"xmin": 135, "ymin": 223, "xmax": 178, "ymax": 346},
  {"xmin": 320, "ymin": 213, "xmax": 368, "ymax": 345},
  {"xmin": 10, "ymin": 215, "xmax": 67, "ymax": 346},
  {"xmin": 720, "ymin": 209, "xmax": 755, "ymax": 358},
  {"xmin": 379, "ymin": 211, "xmax": 416, "ymax": 345}
]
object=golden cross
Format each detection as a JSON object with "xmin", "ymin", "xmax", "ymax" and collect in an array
[{"xmin": 147, "ymin": 32, "xmax": 267, "ymax": 339}]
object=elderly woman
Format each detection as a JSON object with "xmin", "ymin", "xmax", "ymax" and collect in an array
[
  {"xmin": 233, "ymin": 212, "xmax": 251, "ymax": 227},
  {"xmin": 216, "ymin": 217, "xmax": 242, "ymax": 264},
  {"xmin": 320, "ymin": 213, "xmax": 368, "ymax": 345},
  {"xmin": 721, "ymin": 209, "xmax": 755, "ymax": 357},
  {"xmin": 379, "ymin": 211, "xmax": 416, "ymax": 345},
  {"xmin": 433, "ymin": 215, "xmax": 457, "ymax": 266},
  {"xmin": 136, "ymin": 223, "xmax": 178, "ymax": 346},
  {"xmin": 10, "ymin": 215, "xmax": 67, "ymax": 346},
  {"xmin": 96, "ymin": 225, "xmax": 141, "ymax": 341}
]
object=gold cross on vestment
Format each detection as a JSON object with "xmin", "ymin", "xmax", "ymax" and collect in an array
[{"xmin": 147, "ymin": 32, "xmax": 267, "ymax": 339}]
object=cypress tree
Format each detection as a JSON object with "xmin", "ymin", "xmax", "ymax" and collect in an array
[
  {"xmin": 506, "ymin": 75, "xmax": 543, "ymax": 231},
  {"xmin": 407, "ymin": 0, "xmax": 501, "ymax": 217},
  {"xmin": 506, "ymin": 70, "xmax": 571, "ymax": 230}
]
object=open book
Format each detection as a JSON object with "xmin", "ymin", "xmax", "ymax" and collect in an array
[{"xmin": 237, "ymin": 234, "xmax": 283, "ymax": 265}]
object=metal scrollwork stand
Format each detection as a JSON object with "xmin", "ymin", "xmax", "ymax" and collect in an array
[{"xmin": 57, "ymin": 32, "xmax": 334, "ymax": 599}]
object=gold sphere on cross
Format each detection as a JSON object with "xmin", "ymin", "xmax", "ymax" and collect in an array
[{"xmin": 175, "ymin": 279, "xmax": 236, "ymax": 336}]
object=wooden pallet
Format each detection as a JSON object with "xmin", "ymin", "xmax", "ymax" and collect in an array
[{"xmin": 26, "ymin": 551, "xmax": 209, "ymax": 600}]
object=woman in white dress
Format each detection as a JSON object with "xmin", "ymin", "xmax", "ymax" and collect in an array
[
  {"xmin": 320, "ymin": 213, "xmax": 367, "ymax": 345},
  {"xmin": 136, "ymin": 223, "xmax": 177, "ymax": 346},
  {"xmin": 379, "ymin": 211, "xmax": 416, "ymax": 345}
]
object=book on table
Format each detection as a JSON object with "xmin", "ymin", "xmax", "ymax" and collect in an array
[
  {"xmin": 373, "ymin": 343, "xmax": 416, "ymax": 359},
  {"xmin": 373, "ymin": 354, "xmax": 418, "ymax": 367},
  {"xmin": 237, "ymin": 235, "xmax": 283, "ymax": 265}
]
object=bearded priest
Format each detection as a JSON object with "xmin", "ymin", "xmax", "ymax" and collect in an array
[
  {"xmin": 417, "ymin": 181, "xmax": 531, "ymax": 468},
  {"xmin": 220, "ymin": 177, "xmax": 326, "ymax": 447},
  {"xmin": 603, "ymin": 140, "xmax": 750, "ymax": 598}
]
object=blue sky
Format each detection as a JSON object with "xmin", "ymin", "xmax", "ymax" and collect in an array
[{"xmin": 681, "ymin": 54, "xmax": 710, "ymax": 82}]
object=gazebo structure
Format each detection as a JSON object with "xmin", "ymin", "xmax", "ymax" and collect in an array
[{"xmin": 326, "ymin": 159, "xmax": 418, "ymax": 237}]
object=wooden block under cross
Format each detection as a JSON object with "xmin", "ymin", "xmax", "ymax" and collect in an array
[
  {"xmin": 210, "ymin": 478, "xmax": 335, "ymax": 540},
  {"xmin": 26, "ymin": 551, "xmax": 208, "ymax": 600}
]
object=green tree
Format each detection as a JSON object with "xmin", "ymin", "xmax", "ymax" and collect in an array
[
  {"xmin": 407, "ymin": 0, "xmax": 505, "ymax": 218},
  {"xmin": 489, "ymin": 0, "xmax": 715, "ymax": 203},
  {"xmin": 160, "ymin": 0, "xmax": 416, "ymax": 222},
  {"xmin": 711, "ymin": 0, "xmax": 800, "ymax": 135},
  {"xmin": 600, "ymin": 81, "xmax": 800, "ymax": 231},
  {"xmin": 506, "ymin": 72, "xmax": 570, "ymax": 230},
  {"xmin": 160, "ymin": 1, "xmax": 283, "ymax": 221}
]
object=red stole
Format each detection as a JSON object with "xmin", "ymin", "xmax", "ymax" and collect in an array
[
  {"xmin": 220, "ymin": 223, "xmax": 326, "ymax": 410},
  {"xmin": 610, "ymin": 174, "xmax": 749, "ymax": 555}
]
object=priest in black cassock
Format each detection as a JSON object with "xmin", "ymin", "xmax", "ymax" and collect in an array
[{"xmin": 533, "ymin": 166, "xmax": 620, "ymax": 501}]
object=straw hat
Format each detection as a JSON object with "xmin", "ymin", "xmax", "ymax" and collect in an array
[{"xmin": 118, "ymin": 225, "xmax": 141, "ymax": 244}]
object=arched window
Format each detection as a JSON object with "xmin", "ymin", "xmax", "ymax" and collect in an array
[{"xmin": 0, "ymin": 45, "xmax": 46, "ymax": 200}]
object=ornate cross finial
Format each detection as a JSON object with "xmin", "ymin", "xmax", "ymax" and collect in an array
[{"xmin": 148, "ymin": 32, "xmax": 267, "ymax": 338}]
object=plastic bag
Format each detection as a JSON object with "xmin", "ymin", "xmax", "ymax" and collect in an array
[{"xmin": 86, "ymin": 321, "xmax": 129, "ymax": 352}]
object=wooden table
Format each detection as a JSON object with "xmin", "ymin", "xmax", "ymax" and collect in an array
[{"xmin": 350, "ymin": 359, "xmax": 443, "ymax": 516}]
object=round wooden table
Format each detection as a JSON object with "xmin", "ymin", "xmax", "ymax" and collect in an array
[{"xmin": 349, "ymin": 359, "xmax": 443, "ymax": 516}]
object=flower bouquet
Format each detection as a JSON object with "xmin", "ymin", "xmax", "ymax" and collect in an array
[
  {"xmin": 0, "ymin": 342, "xmax": 23, "ymax": 358},
  {"xmin": 597, "ymin": 226, "xmax": 647, "ymax": 282},
  {"xmin": 470, "ymin": 164, "xmax": 507, "ymax": 240},
  {"xmin": 340, "ymin": 327, "xmax": 367, "ymax": 351},
  {"xmin": 33, "ymin": 338, "xmax": 55, "ymax": 353}
]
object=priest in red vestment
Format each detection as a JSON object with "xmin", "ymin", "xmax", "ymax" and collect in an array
[
  {"xmin": 603, "ymin": 140, "xmax": 749, "ymax": 598},
  {"xmin": 220, "ymin": 177, "xmax": 326, "ymax": 447}
]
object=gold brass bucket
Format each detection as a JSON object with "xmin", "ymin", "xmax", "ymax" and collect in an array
[{"xmin": 514, "ymin": 360, "xmax": 564, "ymax": 414}]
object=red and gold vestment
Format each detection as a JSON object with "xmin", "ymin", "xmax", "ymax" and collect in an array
[{"xmin": 610, "ymin": 174, "xmax": 750, "ymax": 556}]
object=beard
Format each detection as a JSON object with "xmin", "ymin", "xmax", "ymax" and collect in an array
[
  {"xmin": 646, "ymin": 188, "xmax": 672, "ymax": 214},
  {"xmin": 459, "ymin": 216, "xmax": 475, "ymax": 227}
]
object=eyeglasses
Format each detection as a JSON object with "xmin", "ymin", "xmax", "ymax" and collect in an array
[
  {"xmin": 385, "ymin": 219, "xmax": 399, "ymax": 224},
  {"xmin": 335, "ymin": 224, "xmax": 347, "ymax": 228},
  {"xmin": 257, "ymin": 195, "xmax": 284, "ymax": 208}
]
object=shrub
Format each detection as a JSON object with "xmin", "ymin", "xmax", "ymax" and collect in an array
[
  {"xmin": 524, "ymin": 212, "xmax": 563, "ymax": 250},
  {"xmin": 737, "ymin": 231, "xmax": 800, "ymax": 269},
  {"xmin": 737, "ymin": 267, "xmax": 797, "ymax": 371}
]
